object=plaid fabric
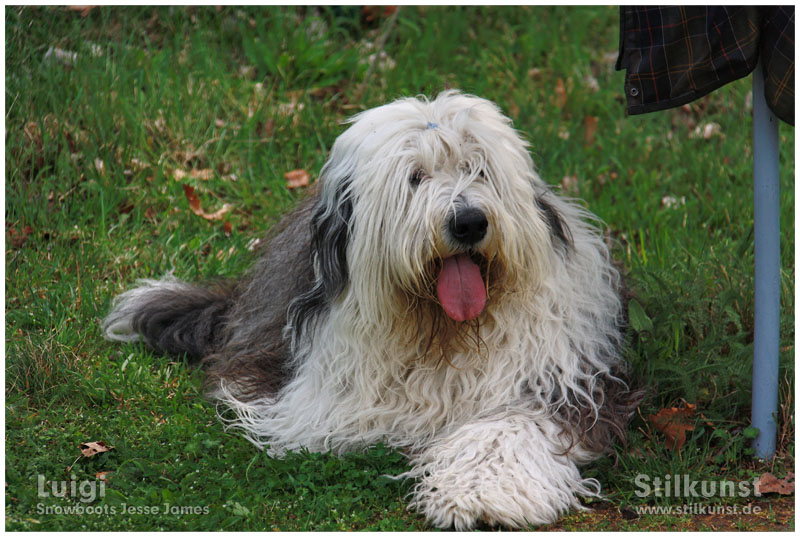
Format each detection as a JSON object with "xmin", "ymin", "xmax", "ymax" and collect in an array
[{"xmin": 616, "ymin": 6, "xmax": 794, "ymax": 125}]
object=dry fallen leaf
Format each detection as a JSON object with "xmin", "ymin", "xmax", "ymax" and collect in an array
[
  {"xmin": 202, "ymin": 204, "xmax": 233, "ymax": 221},
  {"xmin": 79, "ymin": 441, "xmax": 114, "ymax": 457},
  {"xmin": 583, "ymin": 115, "xmax": 598, "ymax": 147},
  {"xmin": 67, "ymin": 5, "xmax": 95, "ymax": 17},
  {"xmin": 173, "ymin": 168, "xmax": 214, "ymax": 181},
  {"xmin": 756, "ymin": 472, "xmax": 794, "ymax": 495},
  {"xmin": 7, "ymin": 225, "xmax": 34, "ymax": 248},
  {"xmin": 216, "ymin": 245, "xmax": 236, "ymax": 261},
  {"xmin": 190, "ymin": 168, "xmax": 214, "ymax": 181},
  {"xmin": 527, "ymin": 67, "xmax": 543, "ymax": 81},
  {"xmin": 182, "ymin": 184, "xmax": 232, "ymax": 221},
  {"xmin": 554, "ymin": 77, "xmax": 568, "ymax": 108},
  {"xmin": 182, "ymin": 184, "xmax": 202, "ymax": 213},
  {"xmin": 361, "ymin": 5, "xmax": 397, "ymax": 22},
  {"xmin": 95, "ymin": 471, "xmax": 112, "ymax": 483},
  {"xmin": 560, "ymin": 175, "xmax": 579, "ymax": 195},
  {"xmin": 647, "ymin": 403, "xmax": 697, "ymax": 451},
  {"xmin": 284, "ymin": 169, "xmax": 310, "ymax": 189}
]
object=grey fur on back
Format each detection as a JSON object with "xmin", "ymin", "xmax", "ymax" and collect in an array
[
  {"xmin": 103, "ymin": 192, "xmax": 319, "ymax": 398},
  {"xmin": 204, "ymin": 194, "xmax": 317, "ymax": 397}
]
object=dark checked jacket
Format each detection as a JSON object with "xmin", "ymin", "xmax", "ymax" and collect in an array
[{"xmin": 616, "ymin": 6, "xmax": 794, "ymax": 125}]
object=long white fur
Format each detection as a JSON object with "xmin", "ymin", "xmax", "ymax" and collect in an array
[{"xmin": 109, "ymin": 91, "xmax": 624, "ymax": 529}]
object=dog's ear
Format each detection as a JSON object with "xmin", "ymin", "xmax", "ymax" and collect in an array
[
  {"xmin": 311, "ymin": 180, "xmax": 353, "ymax": 301},
  {"xmin": 536, "ymin": 194, "xmax": 573, "ymax": 249},
  {"xmin": 288, "ymin": 178, "xmax": 353, "ymax": 341}
]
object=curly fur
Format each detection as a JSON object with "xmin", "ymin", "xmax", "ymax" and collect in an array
[{"xmin": 103, "ymin": 91, "xmax": 641, "ymax": 530}]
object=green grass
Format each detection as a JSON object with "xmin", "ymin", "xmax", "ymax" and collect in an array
[{"xmin": 6, "ymin": 6, "xmax": 794, "ymax": 531}]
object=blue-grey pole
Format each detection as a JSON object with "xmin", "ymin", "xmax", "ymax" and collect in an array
[{"xmin": 751, "ymin": 62, "xmax": 780, "ymax": 460}]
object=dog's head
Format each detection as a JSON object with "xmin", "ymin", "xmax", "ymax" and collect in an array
[{"xmin": 292, "ymin": 91, "xmax": 573, "ymax": 352}]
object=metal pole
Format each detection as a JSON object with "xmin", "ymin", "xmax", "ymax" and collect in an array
[{"xmin": 751, "ymin": 62, "xmax": 780, "ymax": 460}]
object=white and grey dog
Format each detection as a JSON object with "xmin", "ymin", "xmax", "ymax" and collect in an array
[{"xmin": 104, "ymin": 91, "xmax": 640, "ymax": 529}]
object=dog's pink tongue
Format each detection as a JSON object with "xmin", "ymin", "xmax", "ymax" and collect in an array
[{"xmin": 436, "ymin": 253, "xmax": 486, "ymax": 322}]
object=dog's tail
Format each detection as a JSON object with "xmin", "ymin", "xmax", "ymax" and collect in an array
[{"xmin": 102, "ymin": 276, "xmax": 234, "ymax": 360}]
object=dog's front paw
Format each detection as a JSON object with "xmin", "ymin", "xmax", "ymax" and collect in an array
[
  {"xmin": 410, "ymin": 479, "xmax": 567, "ymax": 530},
  {"xmin": 405, "ymin": 414, "xmax": 601, "ymax": 529},
  {"xmin": 410, "ymin": 487, "xmax": 487, "ymax": 530}
]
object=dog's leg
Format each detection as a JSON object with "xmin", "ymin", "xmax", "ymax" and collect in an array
[{"xmin": 405, "ymin": 409, "xmax": 600, "ymax": 530}]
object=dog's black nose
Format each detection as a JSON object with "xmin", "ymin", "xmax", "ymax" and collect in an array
[{"xmin": 449, "ymin": 207, "xmax": 488, "ymax": 245}]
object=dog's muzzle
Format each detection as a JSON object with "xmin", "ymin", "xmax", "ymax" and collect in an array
[{"xmin": 435, "ymin": 206, "xmax": 489, "ymax": 322}]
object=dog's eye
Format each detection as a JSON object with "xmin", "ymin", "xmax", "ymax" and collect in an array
[
  {"xmin": 466, "ymin": 165, "xmax": 486, "ymax": 179},
  {"xmin": 409, "ymin": 169, "xmax": 425, "ymax": 187}
]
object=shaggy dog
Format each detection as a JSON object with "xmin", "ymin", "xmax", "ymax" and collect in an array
[{"xmin": 103, "ymin": 91, "xmax": 639, "ymax": 529}]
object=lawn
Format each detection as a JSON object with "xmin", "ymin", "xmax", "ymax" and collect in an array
[{"xmin": 5, "ymin": 6, "xmax": 794, "ymax": 531}]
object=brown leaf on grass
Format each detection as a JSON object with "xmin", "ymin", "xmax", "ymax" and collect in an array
[
  {"xmin": 362, "ymin": 5, "xmax": 397, "ymax": 22},
  {"xmin": 21, "ymin": 115, "xmax": 88, "ymax": 164},
  {"xmin": 560, "ymin": 175, "xmax": 579, "ymax": 195},
  {"xmin": 647, "ymin": 403, "xmax": 697, "ymax": 451},
  {"xmin": 256, "ymin": 118, "xmax": 275, "ymax": 139},
  {"xmin": 95, "ymin": 471, "xmax": 112, "ymax": 483},
  {"xmin": 116, "ymin": 200, "xmax": 135, "ymax": 215},
  {"xmin": 284, "ymin": 169, "xmax": 310, "ymax": 190},
  {"xmin": 216, "ymin": 245, "xmax": 236, "ymax": 261},
  {"xmin": 182, "ymin": 184, "xmax": 232, "ymax": 221},
  {"xmin": 202, "ymin": 204, "xmax": 233, "ymax": 221},
  {"xmin": 173, "ymin": 168, "xmax": 214, "ymax": 181},
  {"xmin": 554, "ymin": 77, "xmax": 568, "ymax": 108},
  {"xmin": 79, "ymin": 441, "xmax": 114, "ymax": 457},
  {"xmin": 7, "ymin": 225, "xmax": 34, "ymax": 248},
  {"xmin": 182, "ymin": 183, "xmax": 202, "ymax": 212},
  {"xmin": 190, "ymin": 168, "xmax": 214, "ymax": 181},
  {"xmin": 584, "ymin": 115, "xmax": 598, "ymax": 147},
  {"xmin": 527, "ymin": 67, "xmax": 543, "ymax": 81},
  {"xmin": 67, "ymin": 5, "xmax": 96, "ymax": 17},
  {"xmin": 756, "ymin": 472, "xmax": 795, "ymax": 495}
]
